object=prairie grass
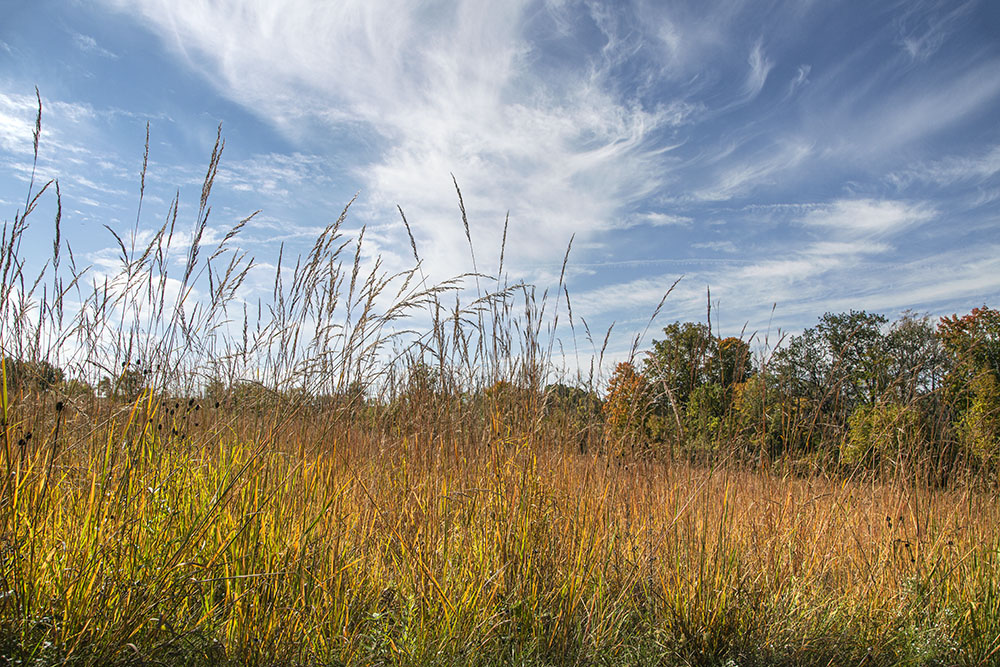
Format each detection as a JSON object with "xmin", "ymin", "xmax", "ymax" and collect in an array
[
  {"xmin": 2, "ymin": 103, "xmax": 1000, "ymax": 666},
  {"xmin": 4, "ymin": 400, "xmax": 1000, "ymax": 665}
]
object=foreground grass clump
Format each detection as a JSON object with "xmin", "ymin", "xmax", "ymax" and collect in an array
[{"xmin": 2, "ymin": 392, "xmax": 999, "ymax": 665}]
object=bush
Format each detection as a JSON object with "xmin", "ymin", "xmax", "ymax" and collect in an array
[
  {"xmin": 957, "ymin": 372, "xmax": 1000, "ymax": 463},
  {"xmin": 842, "ymin": 401, "xmax": 925, "ymax": 469},
  {"xmin": 2, "ymin": 357, "xmax": 64, "ymax": 394},
  {"xmin": 730, "ymin": 374, "xmax": 806, "ymax": 463},
  {"xmin": 684, "ymin": 382, "xmax": 726, "ymax": 452}
]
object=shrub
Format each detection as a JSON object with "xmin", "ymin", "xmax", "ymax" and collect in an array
[
  {"xmin": 684, "ymin": 382, "xmax": 726, "ymax": 452},
  {"xmin": 842, "ymin": 401, "xmax": 925, "ymax": 469},
  {"xmin": 730, "ymin": 374, "xmax": 792, "ymax": 463},
  {"xmin": 957, "ymin": 372, "xmax": 1000, "ymax": 463}
]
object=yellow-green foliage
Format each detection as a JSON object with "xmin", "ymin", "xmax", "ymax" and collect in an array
[
  {"xmin": 843, "ymin": 401, "xmax": 925, "ymax": 468},
  {"xmin": 683, "ymin": 382, "xmax": 725, "ymax": 448},
  {"xmin": 730, "ymin": 374, "xmax": 789, "ymax": 461},
  {"xmin": 958, "ymin": 372, "xmax": 1000, "ymax": 463}
]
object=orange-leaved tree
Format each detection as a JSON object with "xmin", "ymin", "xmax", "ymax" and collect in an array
[{"xmin": 603, "ymin": 361, "xmax": 652, "ymax": 452}]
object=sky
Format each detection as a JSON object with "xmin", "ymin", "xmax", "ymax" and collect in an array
[{"xmin": 1, "ymin": 0, "xmax": 999, "ymax": 369}]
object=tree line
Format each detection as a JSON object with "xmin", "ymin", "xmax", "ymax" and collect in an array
[
  {"xmin": 5, "ymin": 304, "xmax": 998, "ymax": 481},
  {"xmin": 603, "ymin": 305, "xmax": 1000, "ymax": 477}
]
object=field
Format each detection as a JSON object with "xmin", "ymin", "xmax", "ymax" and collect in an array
[
  {"xmin": 4, "ymin": 391, "xmax": 1000, "ymax": 665},
  {"xmin": 3, "ymin": 114, "xmax": 1000, "ymax": 666}
]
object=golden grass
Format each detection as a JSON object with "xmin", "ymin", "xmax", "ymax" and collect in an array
[{"xmin": 3, "ymin": 393, "xmax": 999, "ymax": 665}]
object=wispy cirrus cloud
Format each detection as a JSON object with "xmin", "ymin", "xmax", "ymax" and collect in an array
[
  {"xmin": 893, "ymin": 0, "xmax": 978, "ymax": 62},
  {"xmin": 575, "ymin": 198, "xmax": 939, "ymax": 333},
  {"xmin": 72, "ymin": 33, "xmax": 118, "ymax": 59},
  {"xmin": 632, "ymin": 212, "xmax": 693, "ymax": 228},
  {"xmin": 692, "ymin": 140, "xmax": 813, "ymax": 202},
  {"xmin": 216, "ymin": 153, "xmax": 339, "ymax": 202},
  {"xmin": 691, "ymin": 240, "xmax": 738, "ymax": 253},
  {"xmin": 822, "ymin": 59, "xmax": 1000, "ymax": 159},
  {"xmin": 742, "ymin": 39, "xmax": 773, "ymax": 102},
  {"xmin": 94, "ymin": 0, "xmax": 696, "ymax": 282},
  {"xmin": 4, "ymin": 0, "xmax": 998, "ymax": 367},
  {"xmin": 800, "ymin": 198, "xmax": 934, "ymax": 236},
  {"xmin": 887, "ymin": 144, "xmax": 1000, "ymax": 189},
  {"xmin": 0, "ymin": 90, "xmax": 105, "ymax": 158}
]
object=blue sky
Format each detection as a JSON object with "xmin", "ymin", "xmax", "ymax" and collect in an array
[{"xmin": 2, "ymin": 0, "xmax": 999, "ymax": 366}]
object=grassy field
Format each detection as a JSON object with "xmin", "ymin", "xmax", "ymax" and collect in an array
[
  {"xmin": 3, "ymin": 110, "xmax": 1000, "ymax": 665},
  {"xmin": 3, "ymin": 392, "xmax": 1000, "ymax": 665}
]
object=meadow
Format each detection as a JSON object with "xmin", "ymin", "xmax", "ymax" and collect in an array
[{"xmin": 2, "ymin": 107, "xmax": 1000, "ymax": 666}]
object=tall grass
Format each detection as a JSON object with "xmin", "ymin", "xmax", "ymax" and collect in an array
[{"xmin": 2, "ymin": 100, "xmax": 1000, "ymax": 666}]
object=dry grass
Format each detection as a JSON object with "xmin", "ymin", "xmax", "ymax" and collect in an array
[{"xmin": 3, "ymin": 401, "xmax": 999, "ymax": 665}]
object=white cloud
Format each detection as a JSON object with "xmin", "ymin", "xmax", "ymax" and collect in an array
[
  {"xmin": 644, "ymin": 2, "xmax": 738, "ymax": 80},
  {"xmin": 723, "ymin": 199, "xmax": 932, "ymax": 295},
  {"xmin": 16, "ymin": 0, "xmax": 991, "ymax": 368},
  {"xmin": 887, "ymin": 144, "xmax": 1000, "ymax": 189},
  {"xmin": 691, "ymin": 240, "xmax": 737, "ymax": 253},
  {"xmin": 573, "ymin": 239, "xmax": 1000, "ymax": 361},
  {"xmin": 800, "ymin": 198, "xmax": 934, "ymax": 236},
  {"xmin": 823, "ymin": 59, "xmax": 1000, "ymax": 159},
  {"xmin": 72, "ymin": 175, "xmax": 128, "ymax": 197},
  {"xmin": 693, "ymin": 140, "xmax": 812, "ymax": 201},
  {"xmin": 0, "ymin": 90, "xmax": 99, "ymax": 157},
  {"xmin": 894, "ymin": 0, "xmax": 976, "ymax": 62},
  {"xmin": 742, "ymin": 39, "xmax": 773, "ymax": 100},
  {"xmin": 572, "ymin": 274, "xmax": 692, "ymax": 320},
  {"xmin": 574, "ymin": 198, "xmax": 938, "ymax": 328},
  {"xmin": 634, "ymin": 212, "xmax": 693, "ymax": 227},
  {"xmin": 216, "ymin": 153, "xmax": 336, "ymax": 202},
  {"xmin": 96, "ymin": 0, "xmax": 683, "ymax": 284},
  {"xmin": 791, "ymin": 65, "xmax": 810, "ymax": 90},
  {"xmin": 73, "ymin": 33, "xmax": 118, "ymax": 59},
  {"xmin": 0, "ymin": 91, "xmax": 39, "ymax": 155}
]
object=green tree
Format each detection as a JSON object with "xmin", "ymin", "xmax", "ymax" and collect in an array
[
  {"xmin": 769, "ymin": 326, "xmax": 830, "ymax": 407},
  {"xmin": 816, "ymin": 310, "xmax": 890, "ymax": 409},
  {"xmin": 643, "ymin": 321, "xmax": 716, "ymax": 413},
  {"xmin": 938, "ymin": 306, "xmax": 1000, "ymax": 412},
  {"xmin": 685, "ymin": 382, "xmax": 726, "ymax": 451},
  {"xmin": 545, "ymin": 383, "xmax": 602, "ymax": 419},
  {"xmin": 770, "ymin": 310, "xmax": 891, "ymax": 416},
  {"xmin": 938, "ymin": 306, "xmax": 1000, "ymax": 462},
  {"xmin": 884, "ymin": 311, "xmax": 948, "ymax": 403},
  {"xmin": 765, "ymin": 311, "xmax": 898, "ymax": 459},
  {"xmin": 717, "ymin": 336, "xmax": 752, "ymax": 388},
  {"xmin": 98, "ymin": 365, "xmax": 146, "ymax": 402}
]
